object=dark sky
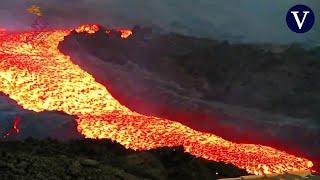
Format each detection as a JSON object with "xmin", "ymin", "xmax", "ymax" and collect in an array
[{"xmin": 0, "ymin": 0, "xmax": 319, "ymax": 45}]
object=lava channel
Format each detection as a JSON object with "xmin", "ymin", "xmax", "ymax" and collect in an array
[
  {"xmin": 0, "ymin": 25, "xmax": 314, "ymax": 175},
  {"xmin": 2, "ymin": 117, "xmax": 22, "ymax": 138}
]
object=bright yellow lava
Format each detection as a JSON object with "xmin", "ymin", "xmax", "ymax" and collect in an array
[{"xmin": 0, "ymin": 26, "xmax": 313, "ymax": 175}]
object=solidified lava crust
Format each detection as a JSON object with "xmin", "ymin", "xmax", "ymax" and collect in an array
[{"xmin": 0, "ymin": 24, "xmax": 314, "ymax": 175}]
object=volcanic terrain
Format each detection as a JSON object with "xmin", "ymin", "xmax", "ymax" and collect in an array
[
  {"xmin": 59, "ymin": 25, "xmax": 320, "ymax": 171},
  {"xmin": 0, "ymin": 24, "xmax": 318, "ymax": 178}
]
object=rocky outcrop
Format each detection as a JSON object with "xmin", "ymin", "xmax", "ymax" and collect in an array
[{"xmin": 0, "ymin": 138, "xmax": 249, "ymax": 180}]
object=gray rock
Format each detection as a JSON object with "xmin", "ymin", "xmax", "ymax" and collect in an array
[
  {"xmin": 6, "ymin": 163, "xmax": 15, "ymax": 170},
  {"xmin": 80, "ymin": 159, "xmax": 100, "ymax": 167},
  {"xmin": 35, "ymin": 173, "xmax": 47, "ymax": 180},
  {"xmin": 14, "ymin": 168, "xmax": 26, "ymax": 175},
  {"xmin": 122, "ymin": 152, "xmax": 167, "ymax": 180},
  {"xmin": 0, "ymin": 160, "xmax": 6, "ymax": 168},
  {"xmin": 16, "ymin": 161, "xmax": 28, "ymax": 169},
  {"xmin": 68, "ymin": 161, "xmax": 82, "ymax": 175}
]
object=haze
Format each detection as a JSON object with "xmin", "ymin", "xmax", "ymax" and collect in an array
[{"xmin": 0, "ymin": 0, "xmax": 319, "ymax": 46}]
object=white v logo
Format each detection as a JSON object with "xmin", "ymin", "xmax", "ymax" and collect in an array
[{"xmin": 290, "ymin": 11, "xmax": 310, "ymax": 29}]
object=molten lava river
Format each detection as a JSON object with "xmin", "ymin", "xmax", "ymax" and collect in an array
[{"xmin": 0, "ymin": 26, "xmax": 314, "ymax": 175}]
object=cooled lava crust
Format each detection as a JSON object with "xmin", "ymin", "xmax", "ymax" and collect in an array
[
  {"xmin": 58, "ymin": 25, "xmax": 319, "ymax": 172},
  {"xmin": 0, "ymin": 24, "xmax": 316, "ymax": 174}
]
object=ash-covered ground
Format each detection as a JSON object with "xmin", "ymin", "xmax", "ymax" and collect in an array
[{"xmin": 58, "ymin": 26, "xmax": 320, "ymax": 171}]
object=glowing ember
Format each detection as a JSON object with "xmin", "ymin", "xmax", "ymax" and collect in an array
[
  {"xmin": 3, "ymin": 117, "xmax": 22, "ymax": 138},
  {"xmin": 0, "ymin": 25, "xmax": 313, "ymax": 175},
  {"xmin": 75, "ymin": 24, "xmax": 100, "ymax": 34},
  {"xmin": 105, "ymin": 29, "xmax": 133, "ymax": 38},
  {"xmin": 76, "ymin": 24, "xmax": 132, "ymax": 38}
]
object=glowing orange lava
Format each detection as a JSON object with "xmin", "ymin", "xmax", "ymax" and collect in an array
[
  {"xmin": 3, "ymin": 117, "xmax": 22, "ymax": 138},
  {"xmin": 0, "ymin": 25, "xmax": 313, "ymax": 175},
  {"xmin": 115, "ymin": 29, "xmax": 133, "ymax": 38},
  {"xmin": 75, "ymin": 24, "xmax": 132, "ymax": 38},
  {"xmin": 75, "ymin": 24, "xmax": 99, "ymax": 34}
]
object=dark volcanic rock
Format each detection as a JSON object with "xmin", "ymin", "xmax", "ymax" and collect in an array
[
  {"xmin": 147, "ymin": 145, "xmax": 248, "ymax": 179},
  {"xmin": 121, "ymin": 152, "xmax": 167, "ymax": 180},
  {"xmin": 0, "ymin": 138, "xmax": 249, "ymax": 180},
  {"xmin": 58, "ymin": 25, "xmax": 320, "ymax": 171},
  {"xmin": 0, "ymin": 92, "xmax": 83, "ymax": 140},
  {"xmin": 59, "ymin": 26, "xmax": 320, "ymax": 120}
]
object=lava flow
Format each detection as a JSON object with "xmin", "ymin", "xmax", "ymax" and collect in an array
[
  {"xmin": 2, "ymin": 117, "xmax": 22, "ymax": 138},
  {"xmin": 0, "ymin": 25, "xmax": 314, "ymax": 175}
]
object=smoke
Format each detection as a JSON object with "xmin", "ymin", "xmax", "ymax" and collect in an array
[{"xmin": 0, "ymin": 0, "xmax": 319, "ymax": 45}]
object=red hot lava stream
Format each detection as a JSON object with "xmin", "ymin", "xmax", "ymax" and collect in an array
[
  {"xmin": 3, "ymin": 117, "xmax": 22, "ymax": 138},
  {"xmin": 0, "ymin": 25, "xmax": 313, "ymax": 175}
]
